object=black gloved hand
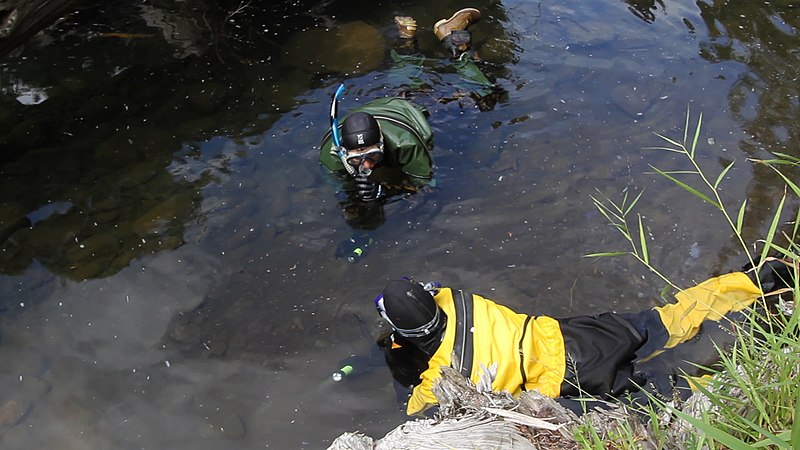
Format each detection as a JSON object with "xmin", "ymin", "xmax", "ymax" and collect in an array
[
  {"xmin": 355, "ymin": 174, "xmax": 384, "ymax": 201},
  {"xmin": 744, "ymin": 259, "xmax": 795, "ymax": 293}
]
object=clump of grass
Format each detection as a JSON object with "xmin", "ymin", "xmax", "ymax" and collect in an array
[{"xmin": 580, "ymin": 106, "xmax": 800, "ymax": 449}]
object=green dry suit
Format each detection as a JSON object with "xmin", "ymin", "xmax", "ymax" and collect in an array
[{"xmin": 319, "ymin": 97, "xmax": 434, "ymax": 182}]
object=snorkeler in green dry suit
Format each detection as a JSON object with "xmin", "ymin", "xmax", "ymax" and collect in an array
[
  {"xmin": 373, "ymin": 260, "xmax": 795, "ymax": 416},
  {"xmin": 319, "ymin": 96, "xmax": 434, "ymax": 236}
]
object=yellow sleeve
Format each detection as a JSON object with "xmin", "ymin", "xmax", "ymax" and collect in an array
[
  {"xmin": 406, "ymin": 371, "xmax": 438, "ymax": 416},
  {"xmin": 405, "ymin": 343, "xmax": 452, "ymax": 416},
  {"xmin": 656, "ymin": 272, "xmax": 763, "ymax": 348}
]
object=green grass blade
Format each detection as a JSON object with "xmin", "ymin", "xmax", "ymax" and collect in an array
[
  {"xmin": 736, "ymin": 199, "xmax": 747, "ymax": 234},
  {"xmin": 643, "ymin": 145, "xmax": 686, "ymax": 154},
  {"xmin": 653, "ymin": 132, "xmax": 684, "ymax": 149},
  {"xmin": 687, "ymin": 380, "xmax": 791, "ymax": 449},
  {"xmin": 591, "ymin": 197, "xmax": 624, "ymax": 226},
  {"xmin": 755, "ymin": 159, "xmax": 799, "ymax": 166},
  {"xmin": 667, "ymin": 407, "xmax": 767, "ymax": 450},
  {"xmin": 683, "ymin": 104, "xmax": 691, "ymax": 145},
  {"xmin": 714, "ymin": 160, "xmax": 735, "ymax": 189},
  {"xmin": 638, "ymin": 214, "xmax": 649, "ymax": 264},
  {"xmin": 752, "ymin": 431, "xmax": 792, "ymax": 448},
  {"xmin": 690, "ymin": 112, "xmax": 703, "ymax": 159},
  {"xmin": 771, "ymin": 152, "xmax": 800, "ymax": 164},
  {"xmin": 650, "ymin": 165, "xmax": 721, "ymax": 209},
  {"xmin": 623, "ymin": 189, "xmax": 645, "ymax": 216},
  {"xmin": 770, "ymin": 167, "xmax": 800, "ymax": 198},
  {"xmin": 759, "ymin": 193, "xmax": 786, "ymax": 264},
  {"xmin": 653, "ymin": 170, "xmax": 701, "ymax": 175},
  {"xmin": 584, "ymin": 252, "xmax": 630, "ymax": 258},
  {"xmin": 792, "ymin": 380, "xmax": 800, "ymax": 450}
]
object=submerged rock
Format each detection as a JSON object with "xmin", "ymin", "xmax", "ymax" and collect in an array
[{"xmin": 283, "ymin": 21, "xmax": 385, "ymax": 75}]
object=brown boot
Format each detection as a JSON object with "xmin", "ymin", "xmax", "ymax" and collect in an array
[{"xmin": 433, "ymin": 8, "xmax": 481, "ymax": 41}]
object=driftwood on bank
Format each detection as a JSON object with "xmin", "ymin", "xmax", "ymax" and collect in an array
[{"xmin": 327, "ymin": 364, "xmax": 646, "ymax": 450}]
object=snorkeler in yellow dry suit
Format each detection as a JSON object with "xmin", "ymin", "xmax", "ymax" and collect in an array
[{"xmin": 374, "ymin": 260, "xmax": 794, "ymax": 416}]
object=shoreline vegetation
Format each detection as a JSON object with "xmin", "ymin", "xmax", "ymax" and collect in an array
[{"xmin": 328, "ymin": 111, "xmax": 800, "ymax": 450}]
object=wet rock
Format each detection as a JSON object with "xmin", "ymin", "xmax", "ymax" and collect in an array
[
  {"xmin": 16, "ymin": 377, "xmax": 50, "ymax": 400},
  {"xmin": 120, "ymin": 163, "xmax": 161, "ymax": 190},
  {"xmin": 14, "ymin": 210, "xmax": 82, "ymax": 257},
  {"xmin": 66, "ymin": 258, "xmax": 107, "ymax": 280},
  {"xmin": 91, "ymin": 208, "xmax": 122, "ymax": 225},
  {"xmin": 0, "ymin": 202, "xmax": 29, "ymax": 243},
  {"xmin": 205, "ymin": 408, "xmax": 245, "ymax": 439},
  {"xmin": 94, "ymin": 134, "xmax": 142, "ymax": 171},
  {"xmin": 168, "ymin": 316, "xmax": 201, "ymax": 345},
  {"xmin": 284, "ymin": 21, "xmax": 385, "ymax": 75},
  {"xmin": 0, "ymin": 238, "xmax": 34, "ymax": 275},
  {"xmin": 5, "ymin": 117, "xmax": 50, "ymax": 149},
  {"xmin": 177, "ymin": 116, "xmax": 217, "ymax": 136},
  {"xmin": 610, "ymin": 81, "xmax": 664, "ymax": 118},
  {"xmin": 132, "ymin": 190, "xmax": 195, "ymax": 235},
  {"xmin": 65, "ymin": 232, "xmax": 121, "ymax": 261},
  {"xmin": 0, "ymin": 347, "xmax": 48, "ymax": 377},
  {"xmin": 186, "ymin": 82, "xmax": 229, "ymax": 114},
  {"xmin": 0, "ymin": 399, "xmax": 30, "ymax": 427},
  {"xmin": 205, "ymin": 339, "xmax": 227, "ymax": 357},
  {"xmin": 228, "ymin": 333, "xmax": 247, "ymax": 352}
]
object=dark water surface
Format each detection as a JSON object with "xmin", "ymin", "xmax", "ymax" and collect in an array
[{"xmin": 1, "ymin": 0, "xmax": 798, "ymax": 448}]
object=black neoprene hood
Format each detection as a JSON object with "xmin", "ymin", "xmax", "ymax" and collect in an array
[
  {"xmin": 380, "ymin": 279, "xmax": 447, "ymax": 356},
  {"xmin": 341, "ymin": 112, "xmax": 381, "ymax": 150},
  {"xmin": 381, "ymin": 279, "xmax": 437, "ymax": 329}
]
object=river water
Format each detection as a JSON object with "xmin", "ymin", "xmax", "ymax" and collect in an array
[{"xmin": 0, "ymin": 0, "xmax": 798, "ymax": 448}]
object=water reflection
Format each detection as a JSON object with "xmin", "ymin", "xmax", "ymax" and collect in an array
[
  {"xmin": 696, "ymin": 0, "xmax": 800, "ymax": 265},
  {"xmin": 624, "ymin": 0, "xmax": 665, "ymax": 23},
  {"xmin": 0, "ymin": 0, "xmax": 799, "ymax": 448}
]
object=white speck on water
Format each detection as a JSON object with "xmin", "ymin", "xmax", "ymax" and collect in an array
[
  {"xmin": 165, "ymin": 360, "xmax": 171, "ymax": 368},
  {"xmin": 689, "ymin": 242, "xmax": 701, "ymax": 259},
  {"xmin": 19, "ymin": 302, "xmax": 24, "ymax": 307},
  {"xmin": 19, "ymin": 375, "xmax": 23, "ymax": 382},
  {"xmin": 707, "ymin": 137, "xmax": 715, "ymax": 145}
]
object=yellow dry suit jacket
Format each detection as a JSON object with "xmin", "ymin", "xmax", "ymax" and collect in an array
[
  {"xmin": 407, "ymin": 288, "xmax": 566, "ymax": 415},
  {"xmin": 406, "ymin": 272, "xmax": 763, "ymax": 416}
]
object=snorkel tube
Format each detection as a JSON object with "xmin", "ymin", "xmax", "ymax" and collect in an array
[
  {"xmin": 330, "ymin": 83, "xmax": 345, "ymax": 148},
  {"xmin": 329, "ymin": 84, "xmax": 358, "ymax": 176}
]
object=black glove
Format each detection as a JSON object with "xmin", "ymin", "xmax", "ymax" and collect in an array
[
  {"xmin": 377, "ymin": 332, "xmax": 428, "ymax": 388},
  {"xmin": 355, "ymin": 174, "xmax": 384, "ymax": 201},
  {"xmin": 743, "ymin": 259, "xmax": 795, "ymax": 293}
]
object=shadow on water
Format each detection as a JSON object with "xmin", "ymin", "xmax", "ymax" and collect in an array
[{"xmin": 0, "ymin": 0, "xmax": 798, "ymax": 448}]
